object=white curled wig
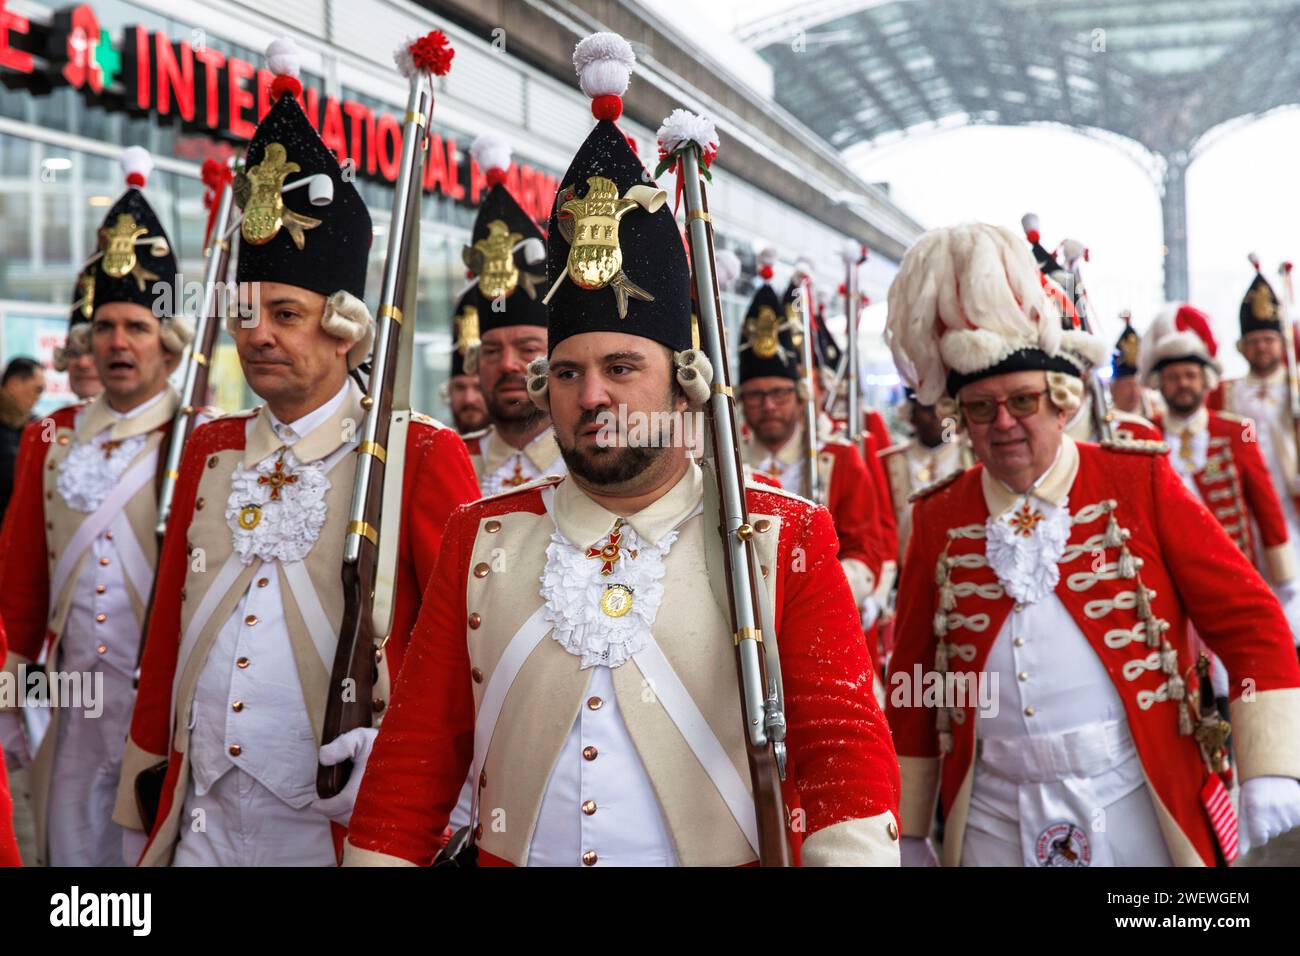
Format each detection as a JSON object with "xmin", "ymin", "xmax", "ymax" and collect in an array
[
  {"xmin": 885, "ymin": 223, "xmax": 1083, "ymax": 404},
  {"xmin": 224, "ymin": 289, "xmax": 375, "ymax": 371},
  {"xmin": 525, "ymin": 349, "xmax": 714, "ymax": 412}
]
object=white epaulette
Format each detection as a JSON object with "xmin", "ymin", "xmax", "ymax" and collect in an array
[
  {"xmin": 1100, "ymin": 437, "xmax": 1169, "ymax": 455},
  {"xmin": 907, "ymin": 468, "xmax": 961, "ymax": 503},
  {"xmin": 476, "ymin": 473, "xmax": 564, "ymax": 503},
  {"xmin": 745, "ymin": 479, "xmax": 815, "ymax": 507}
]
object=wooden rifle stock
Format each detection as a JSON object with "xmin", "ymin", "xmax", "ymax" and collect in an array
[
  {"xmin": 678, "ymin": 146, "xmax": 791, "ymax": 866},
  {"xmin": 317, "ymin": 78, "xmax": 431, "ymax": 799}
]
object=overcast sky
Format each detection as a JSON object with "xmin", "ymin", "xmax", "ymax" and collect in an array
[{"xmin": 639, "ymin": 0, "xmax": 1300, "ymax": 380}]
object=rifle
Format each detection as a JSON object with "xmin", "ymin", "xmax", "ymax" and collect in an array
[
  {"xmin": 842, "ymin": 244, "xmax": 865, "ymax": 453},
  {"xmin": 1278, "ymin": 262, "xmax": 1300, "ymax": 474},
  {"xmin": 135, "ymin": 160, "xmax": 236, "ymax": 675},
  {"xmin": 794, "ymin": 274, "xmax": 821, "ymax": 503},
  {"xmin": 677, "ymin": 137, "xmax": 792, "ymax": 867},
  {"xmin": 317, "ymin": 36, "xmax": 446, "ymax": 798}
]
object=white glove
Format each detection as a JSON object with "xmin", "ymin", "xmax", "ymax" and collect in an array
[
  {"xmin": 1238, "ymin": 775, "xmax": 1300, "ymax": 856},
  {"xmin": 1273, "ymin": 582, "xmax": 1300, "ymax": 648},
  {"xmin": 900, "ymin": 835, "xmax": 938, "ymax": 867},
  {"xmin": 311, "ymin": 727, "xmax": 379, "ymax": 827},
  {"xmin": 0, "ymin": 710, "xmax": 31, "ymax": 772},
  {"xmin": 860, "ymin": 597, "xmax": 881, "ymax": 633},
  {"xmin": 122, "ymin": 828, "xmax": 149, "ymax": 866}
]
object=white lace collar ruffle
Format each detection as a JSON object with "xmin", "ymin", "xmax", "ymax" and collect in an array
[
  {"xmin": 226, "ymin": 448, "xmax": 331, "ymax": 565},
  {"xmin": 56, "ymin": 431, "xmax": 148, "ymax": 513},
  {"xmin": 540, "ymin": 519, "xmax": 677, "ymax": 670},
  {"xmin": 985, "ymin": 495, "xmax": 1072, "ymax": 606}
]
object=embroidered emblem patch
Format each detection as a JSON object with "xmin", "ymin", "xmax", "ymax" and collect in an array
[{"xmin": 1035, "ymin": 822, "xmax": 1091, "ymax": 867}]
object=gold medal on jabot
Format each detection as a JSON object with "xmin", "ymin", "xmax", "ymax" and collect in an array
[
  {"xmin": 237, "ymin": 504, "xmax": 262, "ymax": 530},
  {"xmin": 600, "ymin": 583, "xmax": 634, "ymax": 618}
]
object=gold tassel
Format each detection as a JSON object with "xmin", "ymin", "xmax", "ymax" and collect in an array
[
  {"xmin": 935, "ymin": 642, "xmax": 949, "ymax": 672},
  {"xmin": 940, "ymin": 582, "xmax": 956, "ymax": 611},
  {"xmin": 933, "ymin": 610, "xmax": 949, "ymax": 638},
  {"xmin": 1161, "ymin": 646, "xmax": 1179, "ymax": 674},
  {"xmin": 1136, "ymin": 583, "xmax": 1152, "ymax": 620},
  {"xmin": 1167, "ymin": 674, "xmax": 1185, "ymax": 701},
  {"xmin": 1103, "ymin": 516, "xmax": 1125, "ymax": 549},
  {"xmin": 1178, "ymin": 705, "xmax": 1194, "ymax": 736},
  {"xmin": 1117, "ymin": 548, "xmax": 1137, "ymax": 578}
]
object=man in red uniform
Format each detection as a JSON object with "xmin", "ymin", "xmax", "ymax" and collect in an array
[
  {"xmin": 342, "ymin": 33, "xmax": 899, "ymax": 868},
  {"xmin": 112, "ymin": 38, "xmax": 478, "ymax": 866},
  {"xmin": 0, "ymin": 147, "xmax": 195, "ymax": 867},
  {"xmin": 1140, "ymin": 304, "xmax": 1298, "ymax": 590},
  {"xmin": 884, "ymin": 222, "xmax": 1300, "ymax": 866},
  {"xmin": 456, "ymin": 134, "xmax": 564, "ymax": 493},
  {"xmin": 737, "ymin": 264, "xmax": 885, "ymax": 630}
]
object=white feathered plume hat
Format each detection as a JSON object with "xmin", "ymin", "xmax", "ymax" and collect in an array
[
  {"xmin": 884, "ymin": 223, "xmax": 1108, "ymax": 403},
  {"xmin": 1137, "ymin": 303, "xmax": 1221, "ymax": 390}
]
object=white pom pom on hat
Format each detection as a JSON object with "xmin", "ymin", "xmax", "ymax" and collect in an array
[
  {"xmin": 470, "ymin": 133, "xmax": 511, "ymax": 177},
  {"xmin": 573, "ymin": 32, "xmax": 636, "ymax": 99},
  {"xmin": 266, "ymin": 37, "xmax": 301, "ymax": 77},
  {"xmin": 758, "ymin": 247, "xmax": 778, "ymax": 266},
  {"xmin": 714, "ymin": 249, "xmax": 741, "ymax": 289},
  {"xmin": 120, "ymin": 146, "xmax": 153, "ymax": 189},
  {"xmin": 840, "ymin": 239, "xmax": 864, "ymax": 264}
]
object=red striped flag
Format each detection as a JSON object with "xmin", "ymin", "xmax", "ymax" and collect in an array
[{"xmin": 1201, "ymin": 774, "xmax": 1239, "ymax": 863}]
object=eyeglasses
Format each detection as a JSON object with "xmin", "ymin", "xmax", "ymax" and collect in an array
[
  {"xmin": 959, "ymin": 389, "xmax": 1048, "ymax": 425},
  {"xmin": 740, "ymin": 385, "xmax": 798, "ymax": 408}
]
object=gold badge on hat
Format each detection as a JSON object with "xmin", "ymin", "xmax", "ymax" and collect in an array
[
  {"xmin": 1247, "ymin": 281, "xmax": 1278, "ymax": 322},
  {"xmin": 237, "ymin": 143, "xmax": 322, "ymax": 249},
  {"xmin": 746, "ymin": 306, "xmax": 783, "ymax": 360},
  {"xmin": 465, "ymin": 220, "xmax": 522, "ymax": 300},
  {"xmin": 454, "ymin": 305, "xmax": 481, "ymax": 355},
  {"xmin": 76, "ymin": 270, "xmax": 95, "ymax": 321},
  {"xmin": 547, "ymin": 176, "xmax": 664, "ymax": 319},
  {"xmin": 98, "ymin": 214, "xmax": 162, "ymax": 290}
]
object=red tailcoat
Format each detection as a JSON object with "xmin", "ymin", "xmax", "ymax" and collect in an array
[
  {"xmin": 887, "ymin": 440, "xmax": 1300, "ymax": 865},
  {"xmin": 128, "ymin": 414, "xmax": 479, "ymax": 856},
  {"xmin": 1154, "ymin": 411, "xmax": 1292, "ymax": 571},
  {"xmin": 345, "ymin": 480, "xmax": 900, "ymax": 865}
]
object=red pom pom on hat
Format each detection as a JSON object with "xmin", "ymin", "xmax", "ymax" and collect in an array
[
  {"xmin": 592, "ymin": 94, "xmax": 623, "ymax": 121},
  {"xmin": 271, "ymin": 74, "xmax": 302, "ymax": 101},
  {"xmin": 485, "ymin": 168, "xmax": 508, "ymax": 188},
  {"xmin": 759, "ymin": 265, "xmax": 774, "ymax": 281}
]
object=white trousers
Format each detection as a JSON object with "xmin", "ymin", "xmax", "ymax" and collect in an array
[
  {"xmin": 46, "ymin": 667, "xmax": 134, "ymax": 867},
  {"xmin": 172, "ymin": 768, "xmax": 336, "ymax": 867}
]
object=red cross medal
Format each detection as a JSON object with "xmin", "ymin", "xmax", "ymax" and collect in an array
[
  {"xmin": 102, "ymin": 439, "xmax": 123, "ymax": 460},
  {"xmin": 586, "ymin": 519, "xmax": 637, "ymax": 576},
  {"xmin": 257, "ymin": 453, "xmax": 299, "ymax": 501},
  {"xmin": 503, "ymin": 457, "xmax": 529, "ymax": 488},
  {"xmin": 1008, "ymin": 501, "xmax": 1045, "ymax": 538}
]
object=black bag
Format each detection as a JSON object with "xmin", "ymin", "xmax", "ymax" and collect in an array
[
  {"xmin": 432, "ymin": 825, "xmax": 478, "ymax": 867},
  {"xmin": 134, "ymin": 760, "xmax": 169, "ymax": 833}
]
